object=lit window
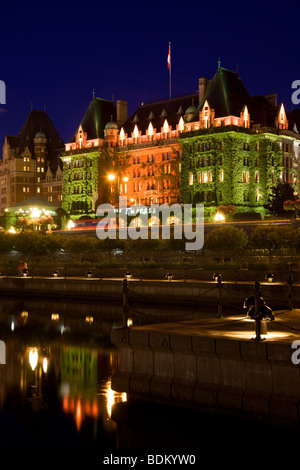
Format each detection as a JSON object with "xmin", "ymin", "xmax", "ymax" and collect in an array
[
  {"xmin": 189, "ymin": 173, "xmax": 193, "ymax": 185},
  {"xmin": 23, "ymin": 187, "xmax": 26, "ymax": 192},
  {"xmin": 37, "ymin": 167, "xmax": 40, "ymax": 172},
  {"xmin": 255, "ymin": 171, "xmax": 259, "ymax": 183},
  {"xmin": 37, "ymin": 187, "xmax": 40, "ymax": 193},
  {"xmin": 197, "ymin": 172, "xmax": 201, "ymax": 183},
  {"xmin": 202, "ymin": 172, "xmax": 208, "ymax": 183},
  {"xmin": 219, "ymin": 170, "xmax": 224, "ymax": 182}
]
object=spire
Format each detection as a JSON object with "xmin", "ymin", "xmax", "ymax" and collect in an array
[{"xmin": 218, "ymin": 57, "xmax": 221, "ymax": 68}]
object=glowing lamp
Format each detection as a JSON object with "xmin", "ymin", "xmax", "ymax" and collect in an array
[
  {"xmin": 52, "ymin": 270, "xmax": 59, "ymax": 278},
  {"xmin": 214, "ymin": 212, "xmax": 225, "ymax": 223},
  {"xmin": 67, "ymin": 220, "xmax": 75, "ymax": 230},
  {"xmin": 29, "ymin": 348, "xmax": 38, "ymax": 371},
  {"xmin": 166, "ymin": 272, "xmax": 174, "ymax": 281},
  {"xmin": 43, "ymin": 357, "xmax": 48, "ymax": 373},
  {"xmin": 124, "ymin": 271, "xmax": 133, "ymax": 279},
  {"xmin": 265, "ymin": 273, "xmax": 274, "ymax": 283},
  {"xmin": 51, "ymin": 313, "xmax": 59, "ymax": 321},
  {"xmin": 213, "ymin": 273, "xmax": 222, "ymax": 282}
]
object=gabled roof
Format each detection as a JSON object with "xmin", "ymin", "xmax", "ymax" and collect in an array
[
  {"xmin": 196, "ymin": 66, "xmax": 250, "ymax": 118},
  {"xmin": 70, "ymin": 97, "xmax": 116, "ymax": 142},
  {"xmin": 4, "ymin": 110, "xmax": 64, "ymax": 172},
  {"xmin": 287, "ymin": 108, "xmax": 300, "ymax": 134},
  {"xmin": 17, "ymin": 110, "xmax": 64, "ymax": 157},
  {"xmin": 122, "ymin": 94, "xmax": 199, "ymax": 136}
]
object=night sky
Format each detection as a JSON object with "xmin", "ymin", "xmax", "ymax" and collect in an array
[{"xmin": 0, "ymin": 0, "xmax": 299, "ymax": 150}]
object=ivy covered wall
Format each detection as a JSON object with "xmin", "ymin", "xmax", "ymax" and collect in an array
[
  {"xmin": 61, "ymin": 151, "xmax": 99, "ymax": 219},
  {"xmin": 179, "ymin": 127, "xmax": 293, "ymax": 218}
]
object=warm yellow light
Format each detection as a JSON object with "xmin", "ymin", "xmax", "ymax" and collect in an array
[
  {"xmin": 51, "ymin": 313, "xmax": 59, "ymax": 321},
  {"xmin": 214, "ymin": 212, "xmax": 225, "ymax": 222},
  {"xmin": 178, "ymin": 116, "xmax": 184, "ymax": 132},
  {"xmin": 107, "ymin": 173, "xmax": 115, "ymax": 181},
  {"xmin": 162, "ymin": 119, "xmax": 170, "ymax": 133},
  {"xmin": 30, "ymin": 207, "xmax": 41, "ymax": 219},
  {"xmin": 123, "ymin": 176, "xmax": 129, "ymax": 182},
  {"xmin": 147, "ymin": 121, "xmax": 154, "ymax": 136},
  {"xmin": 43, "ymin": 357, "xmax": 48, "ymax": 373},
  {"xmin": 85, "ymin": 316, "xmax": 94, "ymax": 324},
  {"xmin": 127, "ymin": 318, "xmax": 133, "ymax": 327},
  {"xmin": 29, "ymin": 348, "xmax": 38, "ymax": 371},
  {"xmin": 8, "ymin": 226, "xmax": 16, "ymax": 234},
  {"xmin": 67, "ymin": 220, "xmax": 75, "ymax": 230},
  {"xmin": 119, "ymin": 127, "xmax": 125, "ymax": 141},
  {"xmin": 133, "ymin": 124, "xmax": 139, "ymax": 139}
]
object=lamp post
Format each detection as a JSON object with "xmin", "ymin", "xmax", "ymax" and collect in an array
[{"xmin": 107, "ymin": 173, "xmax": 129, "ymax": 204}]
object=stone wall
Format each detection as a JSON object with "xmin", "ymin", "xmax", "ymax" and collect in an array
[{"xmin": 111, "ymin": 327, "xmax": 300, "ymax": 426}]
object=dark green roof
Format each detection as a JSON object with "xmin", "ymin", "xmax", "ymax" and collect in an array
[
  {"xmin": 71, "ymin": 97, "xmax": 116, "ymax": 141},
  {"xmin": 4, "ymin": 110, "xmax": 64, "ymax": 172},
  {"xmin": 7, "ymin": 195, "xmax": 60, "ymax": 212},
  {"xmin": 197, "ymin": 67, "xmax": 250, "ymax": 118}
]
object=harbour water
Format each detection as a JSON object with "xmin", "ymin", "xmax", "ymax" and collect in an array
[{"xmin": 0, "ymin": 296, "xmax": 299, "ymax": 466}]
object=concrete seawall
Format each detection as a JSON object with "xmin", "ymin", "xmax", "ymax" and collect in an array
[
  {"xmin": 0, "ymin": 277, "xmax": 297, "ymax": 308},
  {"xmin": 111, "ymin": 316, "xmax": 300, "ymax": 427}
]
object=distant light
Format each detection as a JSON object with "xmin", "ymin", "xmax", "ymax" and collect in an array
[
  {"xmin": 85, "ymin": 316, "xmax": 94, "ymax": 324},
  {"xmin": 51, "ymin": 313, "xmax": 59, "ymax": 321},
  {"xmin": 67, "ymin": 220, "xmax": 75, "ymax": 230},
  {"xmin": 108, "ymin": 173, "xmax": 115, "ymax": 181},
  {"xmin": 8, "ymin": 226, "xmax": 16, "ymax": 234},
  {"xmin": 30, "ymin": 207, "xmax": 41, "ymax": 218},
  {"xmin": 127, "ymin": 318, "xmax": 133, "ymax": 327},
  {"xmin": 43, "ymin": 357, "xmax": 48, "ymax": 373},
  {"xmin": 214, "ymin": 212, "xmax": 225, "ymax": 222},
  {"xmin": 29, "ymin": 348, "xmax": 38, "ymax": 371}
]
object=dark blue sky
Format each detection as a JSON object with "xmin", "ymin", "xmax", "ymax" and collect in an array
[{"xmin": 0, "ymin": 0, "xmax": 299, "ymax": 150}]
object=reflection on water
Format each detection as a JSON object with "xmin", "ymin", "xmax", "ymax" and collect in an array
[{"xmin": 0, "ymin": 296, "xmax": 127, "ymax": 462}]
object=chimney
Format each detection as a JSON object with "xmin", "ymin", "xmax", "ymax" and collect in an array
[
  {"xmin": 117, "ymin": 100, "xmax": 128, "ymax": 127},
  {"xmin": 198, "ymin": 77, "xmax": 210, "ymax": 103},
  {"xmin": 265, "ymin": 93, "xmax": 277, "ymax": 107}
]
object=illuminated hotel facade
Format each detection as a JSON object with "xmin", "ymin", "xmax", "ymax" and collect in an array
[
  {"xmin": 60, "ymin": 66, "xmax": 300, "ymax": 219},
  {"xmin": 0, "ymin": 109, "xmax": 64, "ymax": 215}
]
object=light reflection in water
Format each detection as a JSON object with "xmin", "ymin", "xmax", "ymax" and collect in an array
[{"xmin": 98, "ymin": 377, "xmax": 127, "ymax": 418}]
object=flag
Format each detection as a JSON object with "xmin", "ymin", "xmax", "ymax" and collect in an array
[{"xmin": 167, "ymin": 44, "xmax": 170, "ymax": 69}]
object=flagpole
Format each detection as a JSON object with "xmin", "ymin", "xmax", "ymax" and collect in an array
[{"xmin": 169, "ymin": 42, "xmax": 171, "ymax": 99}]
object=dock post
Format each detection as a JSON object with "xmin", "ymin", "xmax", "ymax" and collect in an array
[
  {"xmin": 254, "ymin": 281, "xmax": 262, "ymax": 341},
  {"xmin": 122, "ymin": 278, "xmax": 129, "ymax": 328},
  {"xmin": 217, "ymin": 274, "xmax": 223, "ymax": 318},
  {"xmin": 288, "ymin": 266, "xmax": 294, "ymax": 311}
]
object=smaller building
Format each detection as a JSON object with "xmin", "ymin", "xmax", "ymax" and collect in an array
[{"xmin": 0, "ymin": 109, "xmax": 64, "ymax": 214}]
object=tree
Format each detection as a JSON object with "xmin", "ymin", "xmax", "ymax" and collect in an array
[
  {"xmin": 204, "ymin": 226, "xmax": 248, "ymax": 253},
  {"xmin": 267, "ymin": 183, "xmax": 295, "ymax": 216}
]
